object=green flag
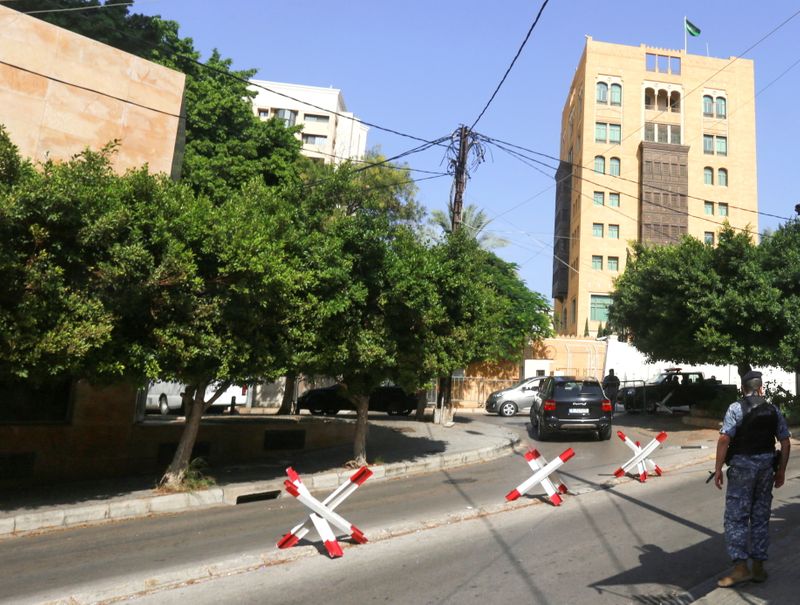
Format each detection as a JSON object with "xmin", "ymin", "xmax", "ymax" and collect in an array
[{"xmin": 685, "ymin": 18, "xmax": 701, "ymax": 37}]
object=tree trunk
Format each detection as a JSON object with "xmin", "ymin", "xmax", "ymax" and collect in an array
[
  {"xmin": 415, "ymin": 389, "xmax": 427, "ymax": 421},
  {"xmin": 159, "ymin": 384, "xmax": 206, "ymax": 490},
  {"xmin": 351, "ymin": 394, "xmax": 369, "ymax": 467},
  {"xmin": 276, "ymin": 372, "xmax": 297, "ymax": 415},
  {"xmin": 442, "ymin": 375, "xmax": 455, "ymax": 426}
]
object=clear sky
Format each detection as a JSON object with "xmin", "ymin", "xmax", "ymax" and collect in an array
[{"xmin": 135, "ymin": 0, "xmax": 800, "ymax": 300}]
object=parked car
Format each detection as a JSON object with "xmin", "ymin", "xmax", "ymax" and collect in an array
[
  {"xmin": 144, "ymin": 381, "xmax": 250, "ymax": 415},
  {"xmin": 619, "ymin": 368, "xmax": 736, "ymax": 413},
  {"xmin": 530, "ymin": 376, "xmax": 612, "ymax": 441},
  {"xmin": 296, "ymin": 385, "xmax": 416, "ymax": 416},
  {"xmin": 485, "ymin": 376, "xmax": 545, "ymax": 417}
]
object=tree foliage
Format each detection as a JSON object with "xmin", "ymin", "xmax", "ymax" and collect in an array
[
  {"xmin": 610, "ymin": 225, "xmax": 798, "ymax": 375},
  {"xmin": 429, "ymin": 203, "xmax": 510, "ymax": 250}
]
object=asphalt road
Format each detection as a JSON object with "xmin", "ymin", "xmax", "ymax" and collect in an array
[
  {"xmin": 125, "ymin": 465, "xmax": 800, "ymax": 605},
  {"xmin": 0, "ymin": 414, "xmax": 720, "ymax": 604}
]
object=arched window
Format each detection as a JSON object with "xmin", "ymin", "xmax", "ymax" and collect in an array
[
  {"xmin": 610, "ymin": 83, "xmax": 622, "ymax": 106},
  {"xmin": 596, "ymin": 82, "xmax": 608, "ymax": 103},
  {"xmin": 609, "ymin": 157, "xmax": 621, "ymax": 176},
  {"xmin": 644, "ymin": 87, "xmax": 655, "ymax": 109},
  {"xmin": 594, "ymin": 155, "xmax": 605, "ymax": 174},
  {"xmin": 669, "ymin": 91, "xmax": 681, "ymax": 112},
  {"xmin": 716, "ymin": 96, "xmax": 727, "ymax": 118},
  {"xmin": 703, "ymin": 95, "xmax": 714, "ymax": 117},
  {"xmin": 657, "ymin": 89, "xmax": 668, "ymax": 111},
  {"xmin": 704, "ymin": 167, "xmax": 714, "ymax": 185},
  {"xmin": 718, "ymin": 168, "xmax": 728, "ymax": 186}
]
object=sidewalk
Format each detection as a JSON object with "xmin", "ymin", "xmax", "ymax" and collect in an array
[{"xmin": 0, "ymin": 414, "xmax": 520, "ymax": 537}]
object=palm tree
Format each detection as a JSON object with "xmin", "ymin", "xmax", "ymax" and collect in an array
[{"xmin": 428, "ymin": 203, "xmax": 509, "ymax": 250}]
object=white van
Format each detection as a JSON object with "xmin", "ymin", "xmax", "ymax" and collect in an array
[{"xmin": 144, "ymin": 381, "xmax": 251, "ymax": 415}]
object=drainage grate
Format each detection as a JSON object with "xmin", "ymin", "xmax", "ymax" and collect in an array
[{"xmin": 236, "ymin": 490, "xmax": 281, "ymax": 504}]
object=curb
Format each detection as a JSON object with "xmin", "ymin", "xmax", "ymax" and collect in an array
[{"xmin": 0, "ymin": 432, "xmax": 520, "ymax": 538}]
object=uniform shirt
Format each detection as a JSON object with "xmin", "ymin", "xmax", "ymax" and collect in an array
[{"xmin": 720, "ymin": 400, "xmax": 791, "ymax": 469}]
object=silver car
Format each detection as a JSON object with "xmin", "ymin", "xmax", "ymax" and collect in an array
[{"xmin": 485, "ymin": 376, "xmax": 546, "ymax": 417}]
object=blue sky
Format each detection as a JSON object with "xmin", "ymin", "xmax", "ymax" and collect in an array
[{"xmin": 136, "ymin": 0, "xmax": 800, "ymax": 299}]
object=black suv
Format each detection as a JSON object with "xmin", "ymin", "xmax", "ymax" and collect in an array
[
  {"xmin": 296, "ymin": 385, "xmax": 416, "ymax": 416},
  {"xmin": 530, "ymin": 376, "xmax": 612, "ymax": 441}
]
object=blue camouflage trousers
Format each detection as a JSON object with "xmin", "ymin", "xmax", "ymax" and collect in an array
[{"xmin": 724, "ymin": 457, "xmax": 775, "ymax": 561}]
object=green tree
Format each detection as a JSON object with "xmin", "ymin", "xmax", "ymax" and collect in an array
[
  {"xmin": 610, "ymin": 227, "xmax": 783, "ymax": 376},
  {"xmin": 429, "ymin": 203, "xmax": 510, "ymax": 250}
]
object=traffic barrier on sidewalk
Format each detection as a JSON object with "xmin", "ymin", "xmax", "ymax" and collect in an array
[
  {"xmin": 613, "ymin": 430, "xmax": 667, "ymax": 482},
  {"xmin": 277, "ymin": 466, "xmax": 372, "ymax": 558},
  {"xmin": 506, "ymin": 447, "xmax": 575, "ymax": 506}
]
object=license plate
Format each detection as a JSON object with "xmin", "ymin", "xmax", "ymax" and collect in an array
[{"xmin": 569, "ymin": 407, "xmax": 589, "ymax": 415}]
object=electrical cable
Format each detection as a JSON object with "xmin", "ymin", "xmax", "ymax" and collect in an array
[{"xmin": 470, "ymin": 0, "xmax": 549, "ymax": 130}]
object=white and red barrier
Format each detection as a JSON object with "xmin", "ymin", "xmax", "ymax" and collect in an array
[
  {"xmin": 506, "ymin": 447, "xmax": 575, "ymax": 506},
  {"xmin": 277, "ymin": 466, "xmax": 371, "ymax": 558},
  {"xmin": 613, "ymin": 430, "xmax": 667, "ymax": 482}
]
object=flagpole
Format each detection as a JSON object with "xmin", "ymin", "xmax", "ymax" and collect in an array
[{"xmin": 684, "ymin": 16, "xmax": 687, "ymax": 53}]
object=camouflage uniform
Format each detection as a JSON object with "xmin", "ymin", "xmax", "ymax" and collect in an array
[{"xmin": 720, "ymin": 401, "xmax": 791, "ymax": 561}]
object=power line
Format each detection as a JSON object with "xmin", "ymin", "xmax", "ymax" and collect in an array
[
  {"xmin": 470, "ymin": 0, "xmax": 550, "ymax": 130},
  {"xmin": 20, "ymin": 1, "xmax": 138, "ymax": 14}
]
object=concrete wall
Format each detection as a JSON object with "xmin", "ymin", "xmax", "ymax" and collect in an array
[{"xmin": 0, "ymin": 4, "xmax": 185, "ymax": 177}]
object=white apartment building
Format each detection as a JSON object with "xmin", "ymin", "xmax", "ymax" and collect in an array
[{"xmin": 249, "ymin": 80, "xmax": 369, "ymax": 164}]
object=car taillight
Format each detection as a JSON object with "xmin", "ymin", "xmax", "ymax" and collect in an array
[
  {"xmin": 543, "ymin": 399, "xmax": 556, "ymax": 411},
  {"xmin": 601, "ymin": 399, "xmax": 612, "ymax": 412}
]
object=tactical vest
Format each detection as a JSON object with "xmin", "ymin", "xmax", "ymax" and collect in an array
[{"xmin": 726, "ymin": 396, "xmax": 778, "ymax": 462}]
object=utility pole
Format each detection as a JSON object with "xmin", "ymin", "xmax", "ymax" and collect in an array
[{"xmin": 437, "ymin": 125, "xmax": 471, "ymax": 426}]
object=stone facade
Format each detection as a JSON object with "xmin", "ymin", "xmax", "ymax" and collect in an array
[{"xmin": 0, "ymin": 4, "xmax": 185, "ymax": 176}]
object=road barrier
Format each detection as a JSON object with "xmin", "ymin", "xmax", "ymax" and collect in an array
[
  {"xmin": 613, "ymin": 430, "xmax": 667, "ymax": 482},
  {"xmin": 277, "ymin": 466, "xmax": 371, "ymax": 558},
  {"xmin": 506, "ymin": 447, "xmax": 575, "ymax": 506}
]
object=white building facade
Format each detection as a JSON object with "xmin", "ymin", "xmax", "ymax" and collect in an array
[{"xmin": 249, "ymin": 80, "xmax": 369, "ymax": 164}]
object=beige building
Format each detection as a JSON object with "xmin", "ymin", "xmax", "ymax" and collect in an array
[
  {"xmin": 553, "ymin": 37, "xmax": 758, "ymax": 335},
  {"xmin": 249, "ymin": 79, "xmax": 368, "ymax": 164},
  {"xmin": 0, "ymin": 5, "xmax": 186, "ymax": 177}
]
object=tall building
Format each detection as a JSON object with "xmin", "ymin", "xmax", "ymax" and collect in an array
[
  {"xmin": 249, "ymin": 80, "xmax": 368, "ymax": 164},
  {"xmin": 552, "ymin": 36, "xmax": 757, "ymax": 336}
]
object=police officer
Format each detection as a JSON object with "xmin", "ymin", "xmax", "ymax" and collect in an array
[{"xmin": 713, "ymin": 370, "xmax": 791, "ymax": 587}]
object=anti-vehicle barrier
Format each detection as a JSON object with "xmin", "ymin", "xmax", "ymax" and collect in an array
[
  {"xmin": 506, "ymin": 447, "xmax": 575, "ymax": 505},
  {"xmin": 613, "ymin": 430, "xmax": 667, "ymax": 482}
]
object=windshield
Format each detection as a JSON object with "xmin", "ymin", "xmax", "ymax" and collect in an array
[
  {"xmin": 513, "ymin": 378, "xmax": 538, "ymax": 389},
  {"xmin": 647, "ymin": 373, "xmax": 670, "ymax": 385}
]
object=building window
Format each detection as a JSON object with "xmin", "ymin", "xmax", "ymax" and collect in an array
[
  {"xmin": 571, "ymin": 298, "xmax": 576, "ymax": 326},
  {"xmin": 703, "ymin": 135, "xmax": 714, "ymax": 154},
  {"xmin": 657, "ymin": 124, "xmax": 669, "ymax": 144},
  {"xmin": 594, "ymin": 191, "xmax": 605, "ymax": 206},
  {"xmin": 594, "ymin": 155, "xmax": 605, "ymax": 173},
  {"xmin": 644, "ymin": 88, "xmax": 655, "ymax": 109},
  {"xmin": 704, "ymin": 232, "xmax": 715, "ymax": 245},
  {"xmin": 705, "ymin": 201, "xmax": 714, "ymax": 215},
  {"xmin": 670, "ymin": 125, "xmax": 681, "ymax": 145},
  {"xmin": 304, "ymin": 114, "xmax": 330, "ymax": 123},
  {"xmin": 610, "ymin": 83, "xmax": 622, "ymax": 106},
  {"xmin": 646, "ymin": 53, "xmax": 657, "ymax": 71},
  {"xmin": 716, "ymin": 97, "xmax": 727, "ymax": 118},
  {"xmin": 703, "ymin": 95, "xmax": 714, "ymax": 117},
  {"xmin": 609, "ymin": 123, "xmax": 621, "ymax": 144},
  {"xmin": 592, "ymin": 255, "xmax": 603, "ymax": 270},
  {"xmin": 596, "ymin": 82, "xmax": 608, "ymax": 103},
  {"xmin": 644, "ymin": 122, "xmax": 655, "ymax": 142},
  {"xmin": 608, "ymin": 256, "xmax": 619, "ymax": 271},
  {"xmin": 718, "ymin": 168, "xmax": 728, "ymax": 186},
  {"xmin": 609, "ymin": 157, "xmax": 620, "ymax": 176},
  {"xmin": 275, "ymin": 108, "xmax": 298, "ymax": 126},
  {"xmin": 301, "ymin": 134, "xmax": 328, "ymax": 146},
  {"xmin": 670, "ymin": 57, "xmax": 681, "ymax": 75},
  {"xmin": 590, "ymin": 295, "xmax": 613, "ymax": 322},
  {"xmin": 593, "ymin": 223, "xmax": 604, "ymax": 238},
  {"xmin": 704, "ymin": 167, "xmax": 714, "ymax": 185},
  {"xmin": 257, "ymin": 108, "xmax": 270, "ymax": 119},
  {"xmin": 719, "ymin": 202, "xmax": 729, "ymax": 217},
  {"xmin": 716, "ymin": 136, "xmax": 727, "ymax": 156},
  {"xmin": 595, "ymin": 122, "xmax": 607, "ymax": 143},
  {"xmin": 669, "ymin": 91, "xmax": 681, "ymax": 112},
  {"xmin": 609, "ymin": 192, "xmax": 620, "ymax": 207},
  {"xmin": 608, "ymin": 224, "xmax": 620, "ymax": 239}
]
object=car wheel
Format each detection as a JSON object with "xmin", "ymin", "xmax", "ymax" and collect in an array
[
  {"xmin": 399, "ymin": 409, "xmax": 413, "ymax": 416},
  {"xmin": 599, "ymin": 425, "xmax": 612, "ymax": 441},
  {"xmin": 498, "ymin": 401, "xmax": 518, "ymax": 417},
  {"xmin": 309, "ymin": 409, "xmax": 325, "ymax": 416},
  {"xmin": 532, "ymin": 413, "xmax": 548, "ymax": 441},
  {"xmin": 159, "ymin": 395, "xmax": 170, "ymax": 416}
]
